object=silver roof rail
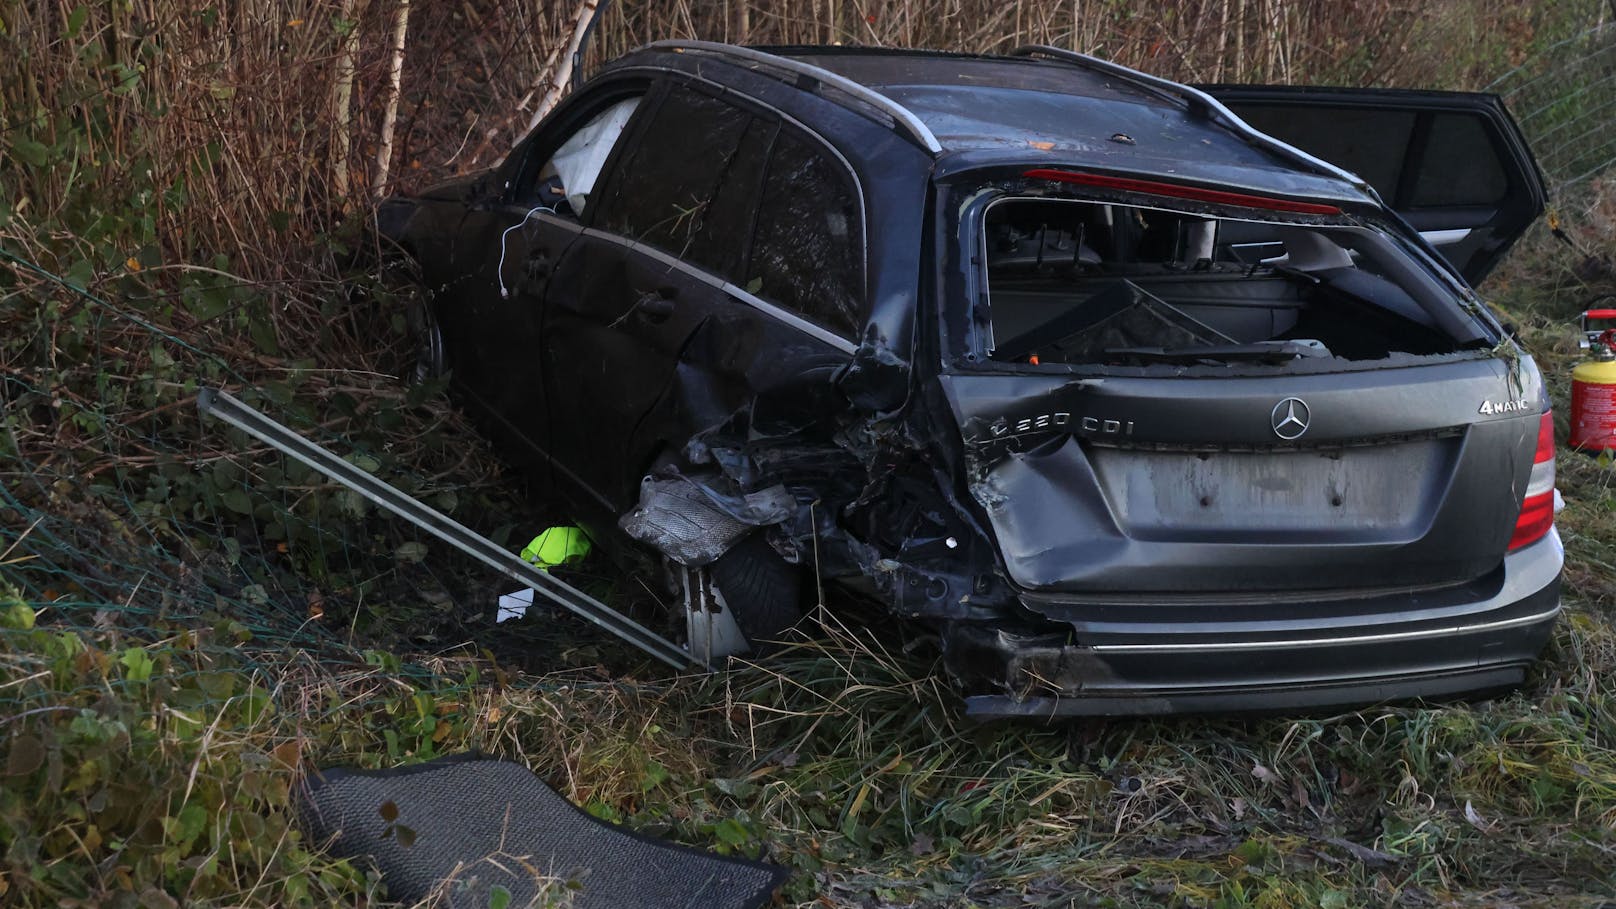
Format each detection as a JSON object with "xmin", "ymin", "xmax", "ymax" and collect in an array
[
  {"xmin": 644, "ymin": 40, "xmax": 944, "ymax": 156},
  {"xmin": 1010, "ymin": 45, "xmax": 1374, "ymax": 196}
]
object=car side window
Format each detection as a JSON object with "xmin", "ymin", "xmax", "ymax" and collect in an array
[
  {"xmin": 744, "ymin": 130, "xmax": 864, "ymax": 339},
  {"xmin": 1408, "ymin": 113, "xmax": 1509, "ymax": 208},
  {"xmin": 591, "ymin": 85, "xmax": 751, "ymax": 270},
  {"xmin": 517, "ymin": 94, "xmax": 642, "ymax": 217}
]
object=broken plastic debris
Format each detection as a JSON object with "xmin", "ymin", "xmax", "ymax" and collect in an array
[
  {"xmin": 497, "ymin": 588, "xmax": 535, "ymax": 623},
  {"xmin": 620, "ymin": 473, "xmax": 794, "ymax": 567}
]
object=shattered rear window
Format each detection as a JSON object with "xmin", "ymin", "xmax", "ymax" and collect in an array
[{"xmin": 980, "ymin": 196, "xmax": 1474, "ymax": 366}]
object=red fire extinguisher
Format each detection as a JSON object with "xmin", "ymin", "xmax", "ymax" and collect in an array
[{"xmin": 1571, "ymin": 307, "xmax": 1616, "ymax": 451}]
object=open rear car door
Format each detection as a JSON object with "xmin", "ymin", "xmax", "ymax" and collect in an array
[{"xmin": 1200, "ymin": 86, "xmax": 1546, "ymax": 286}]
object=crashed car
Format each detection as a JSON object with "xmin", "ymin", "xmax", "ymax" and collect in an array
[{"xmin": 377, "ymin": 41, "xmax": 1561, "ymax": 716}]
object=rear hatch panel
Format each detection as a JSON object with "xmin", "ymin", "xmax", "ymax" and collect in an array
[{"xmin": 942, "ymin": 355, "xmax": 1544, "ymax": 597}]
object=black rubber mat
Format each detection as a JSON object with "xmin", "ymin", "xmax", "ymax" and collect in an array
[{"xmin": 298, "ymin": 754, "xmax": 786, "ymax": 908}]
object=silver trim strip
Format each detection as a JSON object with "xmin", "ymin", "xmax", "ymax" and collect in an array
[
  {"xmin": 646, "ymin": 40, "xmax": 944, "ymax": 155},
  {"xmin": 1089, "ymin": 603, "xmax": 1562, "ymax": 654},
  {"xmin": 1419, "ymin": 227, "xmax": 1474, "ymax": 246},
  {"xmin": 581, "ymin": 228, "xmax": 859, "ymax": 356},
  {"xmin": 1010, "ymin": 45, "xmax": 1377, "ymax": 199},
  {"xmin": 720, "ymin": 281, "xmax": 859, "ymax": 354}
]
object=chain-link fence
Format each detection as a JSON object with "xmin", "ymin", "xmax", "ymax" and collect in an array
[{"xmin": 1489, "ymin": 20, "xmax": 1616, "ymax": 195}]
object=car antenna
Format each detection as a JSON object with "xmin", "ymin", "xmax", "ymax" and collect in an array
[{"xmin": 570, "ymin": 0, "xmax": 613, "ymax": 95}]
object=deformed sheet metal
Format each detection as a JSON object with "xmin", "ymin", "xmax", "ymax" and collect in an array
[{"xmin": 619, "ymin": 473, "xmax": 794, "ymax": 568}]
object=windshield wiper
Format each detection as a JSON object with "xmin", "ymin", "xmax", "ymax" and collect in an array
[{"xmin": 1105, "ymin": 340, "xmax": 1332, "ymax": 364}]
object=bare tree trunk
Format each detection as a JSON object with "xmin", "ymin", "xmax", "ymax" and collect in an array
[
  {"xmin": 330, "ymin": 0, "xmax": 362, "ymax": 205},
  {"xmin": 1233, "ymin": 0, "xmax": 1246, "ymax": 80},
  {"xmin": 525, "ymin": 0, "xmax": 600, "ymax": 136},
  {"xmin": 1215, "ymin": 0, "xmax": 1229, "ymax": 80},
  {"xmin": 372, "ymin": 0, "xmax": 411, "ymax": 201}
]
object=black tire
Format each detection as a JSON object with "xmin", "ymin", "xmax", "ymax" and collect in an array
[
  {"xmin": 381, "ymin": 258, "xmax": 446, "ymax": 385},
  {"xmin": 709, "ymin": 533, "xmax": 804, "ymax": 649},
  {"xmin": 403, "ymin": 285, "xmax": 448, "ymax": 385}
]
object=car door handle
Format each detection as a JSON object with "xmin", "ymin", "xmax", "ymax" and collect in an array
[
  {"xmin": 636, "ymin": 289, "xmax": 675, "ymax": 321},
  {"xmin": 524, "ymin": 249, "xmax": 551, "ymax": 281}
]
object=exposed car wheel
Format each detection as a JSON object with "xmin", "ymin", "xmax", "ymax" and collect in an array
[
  {"xmin": 708, "ymin": 533, "xmax": 805, "ymax": 650},
  {"xmin": 401, "ymin": 282, "xmax": 447, "ymax": 384}
]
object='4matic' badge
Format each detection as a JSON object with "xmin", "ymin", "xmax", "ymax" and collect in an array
[{"xmin": 1478, "ymin": 398, "xmax": 1532, "ymax": 415}]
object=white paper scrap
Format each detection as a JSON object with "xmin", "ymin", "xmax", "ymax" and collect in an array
[{"xmin": 496, "ymin": 588, "xmax": 534, "ymax": 623}]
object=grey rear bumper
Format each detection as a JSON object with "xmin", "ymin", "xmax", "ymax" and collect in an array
[{"xmin": 950, "ymin": 530, "xmax": 1563, "ymax": 718}]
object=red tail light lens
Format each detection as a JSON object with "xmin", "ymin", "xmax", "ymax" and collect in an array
[
  {"xmin": 1508, "ymin": 411, "xmax": 1556, "ymax": 551},
  {"xmin": 1020, "ymin": 169, "xmax": 1345, "ymax": 215}
]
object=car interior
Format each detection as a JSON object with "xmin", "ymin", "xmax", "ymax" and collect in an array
[{"xmin": 982, "ymin": 197, "xmax": 1470, "ymax": 365}]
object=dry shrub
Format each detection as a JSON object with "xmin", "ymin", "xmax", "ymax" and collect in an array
[{"xmin": 4, "ymin": 0, "xmax": 1603, "ymax": 294}]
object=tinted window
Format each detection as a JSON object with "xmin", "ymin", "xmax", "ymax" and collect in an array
[
  {"xmin": 1233, "ymin": 105, "xmax": 1416, "ymax": 203},
  {"xmin": 1410, "ymin": 113, "xmax": 1509, "ymax": 207},
  {"xmin": 593, "ymin": 86, "xmax": 750, "ymax": 272},
  {"xmin": 745, "ymin": 132, "xmax": 863, "ymax": 338}
]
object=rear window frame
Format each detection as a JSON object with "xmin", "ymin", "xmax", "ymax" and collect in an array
[{"xmin": 948, "ymin": 184, "xmax": 1498, "ymax": 376}]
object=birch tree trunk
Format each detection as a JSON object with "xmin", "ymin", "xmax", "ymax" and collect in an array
[
  {"xmin": 525, "ymin": 0, "xmax": 600, "ymax": 136},
  {"xmin": 372, "ymin": 0, "xmax": 411, "ymax": 200}
]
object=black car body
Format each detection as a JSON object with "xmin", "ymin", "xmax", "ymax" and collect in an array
[{"xmin": 378, "ymin": 42, "xmax": 1561, "ymax": 717}]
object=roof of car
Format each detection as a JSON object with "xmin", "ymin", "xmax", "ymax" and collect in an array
[{"xmin": 626, "ymin": 44, "xmax": 1378, "ymax": 206}]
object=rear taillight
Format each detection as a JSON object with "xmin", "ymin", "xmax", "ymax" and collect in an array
[{"xmin": 1508, "ymin": 411, "xmax": 1556, "ymax": 551}]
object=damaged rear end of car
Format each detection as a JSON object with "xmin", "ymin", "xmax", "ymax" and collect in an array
[{"xmin": 930, "ymin": 163, "xmax": 1562, "ymax": 717}]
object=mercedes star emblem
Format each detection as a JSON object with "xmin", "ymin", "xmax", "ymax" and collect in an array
[{"xmin": 1271, "ymin": 397, "xmax": 1310, "ymax": 440}]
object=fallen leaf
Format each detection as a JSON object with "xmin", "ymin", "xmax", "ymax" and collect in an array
[
  {"xmin": 1230, "ymin": 796, "xmax": 1247, "ymax": 820},
  {"xmin": 1290, "ymin": 776, "xmax": 1311, "ymax": 811},
  {"xmin": 5, "ymin": 735, "xmax": 45, "ymax": 776},
  {"xmin": 272, "ymin": 740, "xmax": 300, "ymax": 769},
  {"xmin": 910, "ymin": 832, "xmax": 935, "ymax": 856},
  {"xmin": 1252, "ymin": 762, "xmax": 1280, "ymax": 785},
  {"xmin": 1027, "ymin": 139, "xmax": 1054, "ymax": 151},
  {"xmin": 394, "ymin": 541, "xmax": 428, "ymax": 563}
]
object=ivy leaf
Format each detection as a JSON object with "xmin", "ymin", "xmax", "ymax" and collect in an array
[
  {"xmin": 10, "ymin": 137, "xmax": 49, "ymax": 167},
  {"xmin": 220, "ymin": 489, "xmax": 254, "ymax": 515},
  {"xmin": 175, "ymin": 803, "xmax": 207, "ymax": 845},
  {"xmin": 1, "ymin": 600, "xmax": 36, "ymax": 630},
  {"xmin": 488, "ymin": 885, "xmax": 512, "ymax": 909},
  {"xmin": 120, "ymin": 647, "xmax": 155, "ymax": 682},
  {"xmin": 713, "ymin": 817, "xmax": 749, "ymax": 847}
]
